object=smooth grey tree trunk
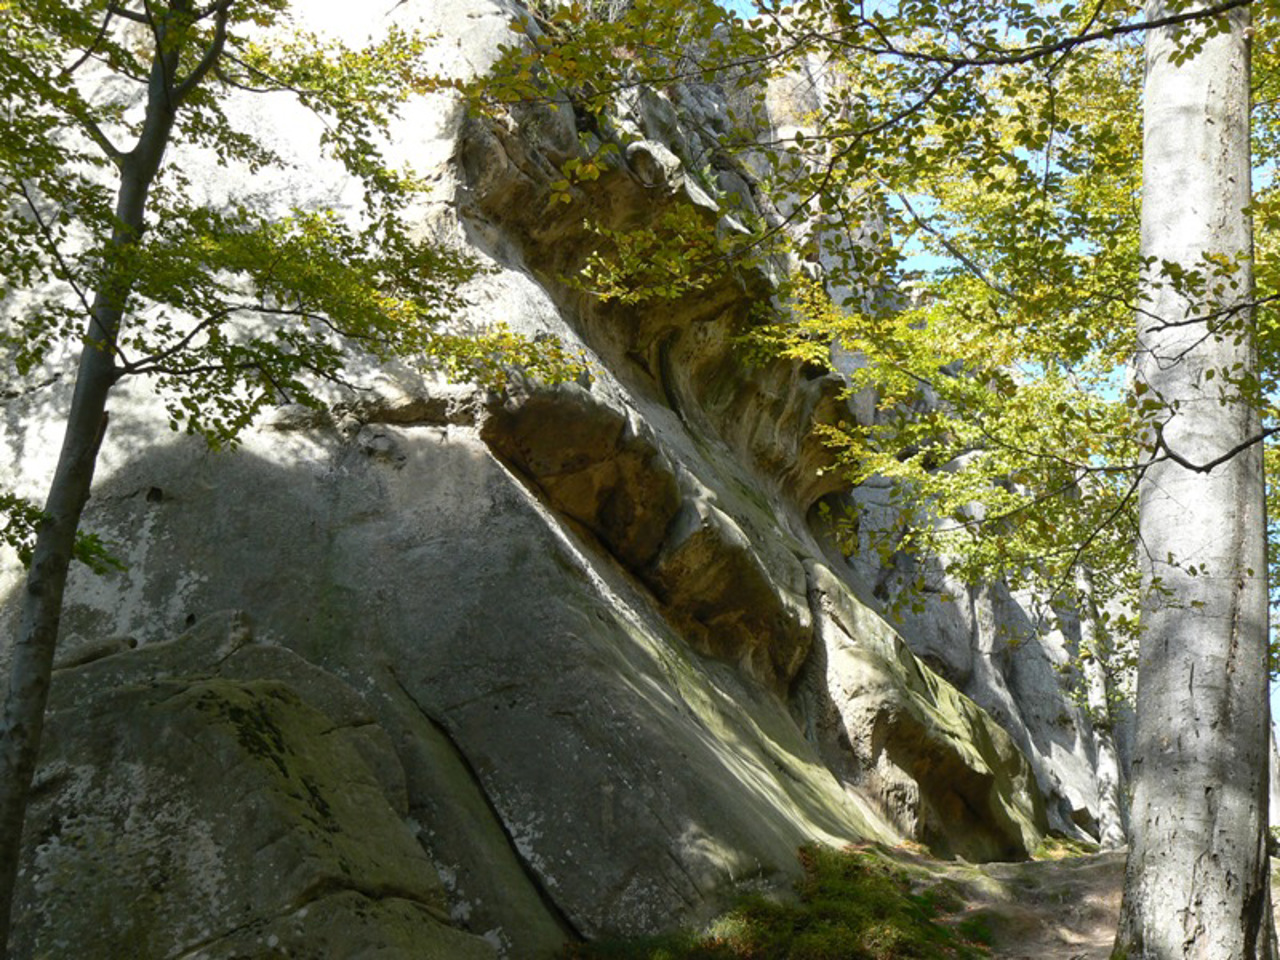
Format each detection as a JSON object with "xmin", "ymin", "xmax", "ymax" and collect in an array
[
  {"xmin": 1115, "ymin": 2, "xmax": 1275, "ymax": 957},
  {"xmin": 0, "ymin": 32, "xmax": 181, "ymax": 955}
]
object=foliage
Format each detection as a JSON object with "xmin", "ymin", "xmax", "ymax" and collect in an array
[
  {"xmin": 560, "ymin": 844, "xmax": 988, "ymax": 960},
  {"xmin": 571, "ymin": 203, "xmax": 737, "ymax": 303},
  {"xmin": 474, "ymin": 0, "xmax": 1280, "ymax": 683},
  {"xmin": 0, "ymin": 0, "xmax": 583, "ymax": 564},
  {"xmin": 0, "ymin": 494, "xmax": 44, "ymax": 570}
]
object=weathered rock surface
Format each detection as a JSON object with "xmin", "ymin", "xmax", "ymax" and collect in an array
[
  {"xmin": 17, "ymin": 614, "xmax": 498, "ymax": 959},
  {"xmin": 795, "ymin": 563, "xmax": 1047, "ymax": 861},
  {"xmin": 4, "ymin": 409, "xmax": 910, "ymax": 954},
  {"xmin": 0, "ymin": 0, "xmax": 1136, "ymax": 955},
  {"xmin": 831, "ymin": 485, "xmax": 1130, "ymax": 843}
]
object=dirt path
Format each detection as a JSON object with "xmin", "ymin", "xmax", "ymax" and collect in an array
[
  {"xmin": 886, "ymin": 848, "xmax": 1126, "ymax": 958},
  {"xmin": 891, "ymin": 850, "xmax": 1280, "ymax": 958},
  {"xmin": 970, "ymin": 854, "xmax": 1125, "ymax": 959}
]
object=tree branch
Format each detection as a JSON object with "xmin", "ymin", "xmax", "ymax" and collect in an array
[
  {"xmin": 115, "ymin": 310, "xmax": 234, "ymax": 378},
  {"xmin": 174, "ymin": 0, "xmax": 232, "ymax": 103},
  {"xmin": 1141, "ymin": 291, "xmax": 1280, "ymax": 332},
  {"xmin": 889, "ymin": 188, "xmax": 1015, "ymax": 297},
  {"xmin": 140, "ymin": 0, "xmax": 174, "ymax": 106},
  {"xmin": 0, "ymin": 374, "xmax": 63, "ymax": 403},
  {"xmin": 1153, "ymin": 420, "xmax": 1280, "ymax": 475},
  {"xmin": 16, "ymin": 181, "xmax": 96, "ymax": 323},
  {"xmin": 5, "ymin": 47, "xmax": 126, "ymax": 162},
  {"xmin": 1043, "ymin": 464, "xmax": 1145, "ymax": 608},
  {"xmin": 72, "ymin": 111, "xmax": 126, "ymax": 165},
  {"xmin": 61, "ymin": 5, "xmax": 116, "ymax": 77},
  {"xmin": 107, "ymin": 2, "xmax": 150, "ymax": 23},
  {"xmin": 825, "ymin": 0, "xmax": 1251, "ymax": 68}
]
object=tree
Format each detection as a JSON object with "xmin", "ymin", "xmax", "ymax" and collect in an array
[
  {"xmin": 0, "ymin": 1, "xmax": 580, "ymax": 951},
  {"xmin": 1115, "ymin": 2, "xmax": 1274, "ymax": 955},
  {"xmin": 480, "ymin": 0, "xmax": 1276, "ymax": 952}
]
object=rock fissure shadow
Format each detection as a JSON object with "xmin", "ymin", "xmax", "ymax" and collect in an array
[{"xmin": 382, "ymin": 661, "xmax": 588, "ymax": 944}]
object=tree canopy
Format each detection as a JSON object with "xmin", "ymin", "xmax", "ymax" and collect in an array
[
  {"xmin": 475, "ymin": 0, "xmax": 1280, "ymax": 668},
  {"xmin": 0, "ymin": 0, "xmax": 583, "ymax": 562}
]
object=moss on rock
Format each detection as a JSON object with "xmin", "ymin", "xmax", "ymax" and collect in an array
[{"xmin": 14, "ymin": 668, "xmax": 494, "ymax": 958}]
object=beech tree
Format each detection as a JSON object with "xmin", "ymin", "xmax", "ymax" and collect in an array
[
  {"xmin": 0, "ymin": 0, "xmax": 580, "ymax": 951},
  {"xmin": 1115, "ymin": 2, "xmax": 1273, "ymax": 954}
]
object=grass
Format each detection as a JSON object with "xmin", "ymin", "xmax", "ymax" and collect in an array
[
  {"xmin": 561, "ymin": 844, "xmax": 990, "ymax": 960},
  {"xmin": 1032, "ymin": 835, "xmax": 1101, "ymax": 861}
]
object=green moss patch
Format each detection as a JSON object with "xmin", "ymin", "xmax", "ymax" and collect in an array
[
  {"xmin": 563, "ymin": 844, "xmax": 990, "ymax": 959},
  {"xmin": 1032, "ymin": 834, "xmax": 1101, "ymax": 861}
]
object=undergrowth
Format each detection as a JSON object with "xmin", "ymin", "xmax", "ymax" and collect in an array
[
  {"xmin": 561, "ymin": 843, "xmax": 989, "ymax": 960},
  {"xmin": 1032, "ymin": 835, "xmax": 1101, "ymax": 861}
]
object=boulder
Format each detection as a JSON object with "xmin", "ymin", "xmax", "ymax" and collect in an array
[{"xmin": 15, "ymin": 615, "xmax": 497, "ymax": 959}]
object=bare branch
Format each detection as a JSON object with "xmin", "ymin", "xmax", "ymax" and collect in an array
[
  {"xmin": 825, "ymin": 0, "xmax": 1251, "ymax": 69},
  {"xmin": 16, "ymin": 181, "xmax": 96, "ymax": 323},
  {"xmin": 1043, "ymin": 464, "xmax": 1146, "ymax": 608},
  {"xmin": 1142, "ymin": 291, "xmax": 1280, "ymax": 332},
  {"xmin": 61, "ymin": 5, "xmax": 116, "ymax": 77},
  {"xmin": 1153, "ymin": 420, "xmax": 1280, "ymax": 475}
]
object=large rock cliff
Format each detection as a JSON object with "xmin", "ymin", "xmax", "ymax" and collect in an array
[{"xmin": 0, "ymin": 0, "xmax": 1129, "ymax": 955}]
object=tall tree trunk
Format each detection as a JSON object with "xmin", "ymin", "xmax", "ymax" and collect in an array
[
  {"xmin": 1115, "ymin": 2, "xmax": 1274, "ymax": 957},
  {"xmin": 0, "ymin": 307, "xmax": 114, "ymax": 958},
  {"xmin": 1078, "ymin": 591, "xmax": 1128, "ymax": 848},
  {"xmin": 0, "ymin": 41, "xmax": 179, "ymax": 953}
]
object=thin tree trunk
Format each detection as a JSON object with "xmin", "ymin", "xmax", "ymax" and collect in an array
[
  {"xmin": 0, "ymin": 37, "xmax": 179, "ymax": 952},
  {"xmin": 1079, "ymin": 600, "xmax": 1127, "ymax": 847},
  {"xmin": 0, "ymin": 316, "xmax": 114, "ymax": 957},
  {"xmin": 1269, "ymin": 726, "xmax": 1280, "ymax": 833},
  {"xmin": 1115, "ymin": 2, "xmax": 1274, "ymax": 957}
]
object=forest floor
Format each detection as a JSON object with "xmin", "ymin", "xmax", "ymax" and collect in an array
[
  {"xmin": 570, "ymin": 844, "xmax": 1280, "ymax": 958},
  {"xmin": 896, "ymin": 847, "xmax": 1280, "ymax": 958},
  {"xmin": 885, "ymin": 846, "xmax": 1126, "ymax": 959}
]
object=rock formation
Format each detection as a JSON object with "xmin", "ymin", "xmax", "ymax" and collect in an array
[{"xmin": 0, "ymin": 0, "xmax": 1133, "ymax": 955}]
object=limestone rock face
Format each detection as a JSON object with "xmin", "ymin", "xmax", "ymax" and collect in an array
[
  {"xmin": 0, "ymin": 0, "xmax": 1129, "ymax": 955},
  {"xmin": 5, "ymin": 417, "xmax": 902, "ymax": 955},
  {"xmin": 834, "ymin": 486, "xmax": 1131, "ymax": 843},
  {"xmin": 795, "ymin": 564, "xmax": 1047, "ymax": 862},
  {"xmin": 17, "ymin": 615, "xmax": 498, "ymax": 960}
]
